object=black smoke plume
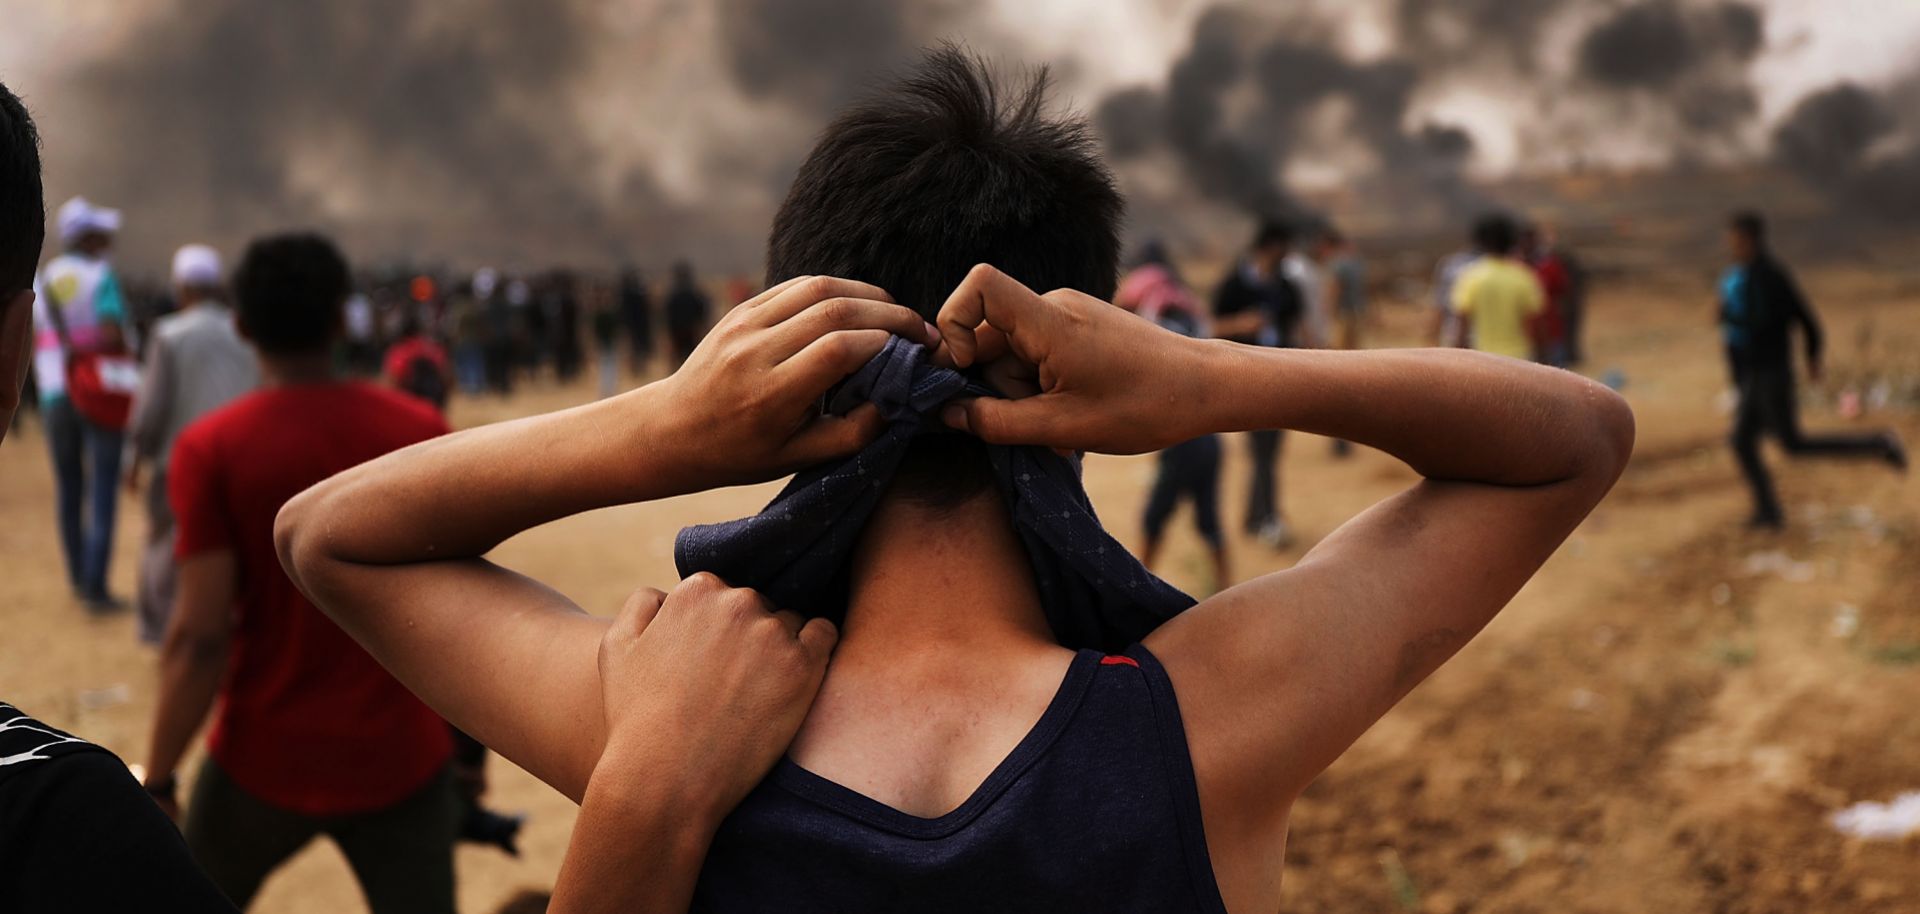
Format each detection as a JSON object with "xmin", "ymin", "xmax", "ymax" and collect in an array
[
  {"xmin": 1575, "ymin": 1, "xmax": 1765, "ymax": 136},
  {"xmin": 1097, "ymin": 5, "xmax": 1485, "ymax": 226},
  {"xmin": 1772, "ymin": 76, "xmax": 1920, "ymax": 221},
  {"xmin": 62, "ymin": 0, "xmax": 671, "ymax": 265}
]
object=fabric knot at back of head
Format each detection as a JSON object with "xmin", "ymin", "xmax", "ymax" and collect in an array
[{"xmin": 675, "ymin": 336, "xmax": 1194, "ymax": 652}]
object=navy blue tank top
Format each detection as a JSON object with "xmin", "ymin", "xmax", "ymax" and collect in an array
[{"xmin": 691, "ymin": 645, "xmax": 1231, "ymax": 913}]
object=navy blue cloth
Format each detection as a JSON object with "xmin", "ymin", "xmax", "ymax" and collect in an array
[
  {"xmin": 690, "ymin": 646, "xmax": 1230, "ymax": 913},
  {"xmin": 675, "ymin": 337, "xmax": 1195, "ymax": 653}
]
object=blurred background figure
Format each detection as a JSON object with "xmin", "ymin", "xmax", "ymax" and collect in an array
[
  {"xmin": 1283, "ymin": 226, "xmax": 1333, "ymax": 350},
  {"xmin": 1117, "ymin": 241, "xmax": 1230, "ymax": 591},
  {"xmin": 1430, "ymin": 229, "xmax": 1479, "ymax": 348},
  {"xmin": 1211, "ymin": 220, "xmax": 1304, "ymax": 549},
  {"xmin": 664, "ymin": 259, "xmax": 710, "ymax": 368},
  {"xmin": 33, "ymin": 196, "xmax": 131, "ymax": 612},
  {"xmin": 144, "ymin": 233, "xmax": 458, "ymax": 913},
  {"xmin": 1520, "ymin": 221, "xmax": 1572, "ymax": 367},
  {"xmin": 618, "ymin": 265, "xmax": 653, "ymax": 377},
  {"xmin": 1543, "ymin": 223, "xmax": 1589, "ymax": 366},
  {"xmin": 545, "ymin": 270, "xmax": 583, "ymax": 385},
  {"xmin": 1324, "ymin": 227, "xmax": 1364, "ymax": 458},
  {"xmin": 1718, "ymin": 211, "xmax": 1906, "ymax": 529},
  {"xmin": 383, "ymin": 306, "xmax": 452, "ymax": 413},
  {"xmin": 590, "ymin": 275, "xmax": 621, "ymax": 399},
  {"xmin": 123, "ymin": 243, "xmax": 257, "ymax": 645},
  {"xmin": 446, "ymin": 274, "xmax": 488, "ymax": 395},
  {"xmin": 1449, "ymin": 212, "xmax": 1543, "ymax": 360}
]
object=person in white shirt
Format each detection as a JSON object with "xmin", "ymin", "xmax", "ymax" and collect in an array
[{"xmin": 123, "ymin": 244, "xmax": 259, "ymax": 643}]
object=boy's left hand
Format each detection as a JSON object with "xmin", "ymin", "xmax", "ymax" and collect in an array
[{"xmin": 654, "ymin": 275, "xmax": 936, "ymax": 487}]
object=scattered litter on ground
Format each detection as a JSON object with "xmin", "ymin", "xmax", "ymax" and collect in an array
[
  {"xmin": 1830, "ymin": 792, "xmax": 1920, "ymax": 840},
  {"xmin": 1830, "ymin": 604, "xmax": 1860, "ymax": 639},
  {"xmin": 1711, "ymin": 582, "xmax": 1732, "ymax": 606},
  {"xmin": 76, "ymin": 683, "xmax": 130, "ymax": 711},
  {"xmin": 1744, "ymin": 550, "xmax": 1816, "ymax": 583},
  {"xmin": 1568, "ymin": 688, "xmax": 1601, "ymax": 711}
]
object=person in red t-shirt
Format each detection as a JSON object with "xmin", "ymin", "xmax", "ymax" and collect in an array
[
  {"xmin": 381, "ymin": 309, "xmax": 452, "ymax": 412},
  {"xmin": 143, "ymin": 234, "xmax": 460, "ymax": 912},
  {"xmin": 1522, "ymin": 222, "xmax": 1571, "ymax": 368}
]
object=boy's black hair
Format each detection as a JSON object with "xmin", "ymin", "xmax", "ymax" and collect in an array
[
  {"xmin": 233, "ymin": 233, "xmax": 351, "ymax": 356},
  {"xmin": 1472, "ymin": 212, "xmax": 1519, "ymax": 256},
  {"xmin": 765, "ymin": 46, "xmax": 1124, "ymax": 509},
  {"xmin": 1729, "ymin": 209, "xmax": 1766, "ymax": 245},
  {"xmin": 0, "ymin": 81, "xmax": 44, "ymax": 298},
  {"xmin": 1252, "ymin": 220, "xmax": 1294, "ymax": 252},
  {"xmin": 767, "ymin": 45, "xmax": 1123, "ymax": 316}
]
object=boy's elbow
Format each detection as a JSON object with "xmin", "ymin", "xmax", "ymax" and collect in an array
[
  {"xmin": 1584, "ymin": 385, "xmax": 1636, "ymax": 481},
  {"xmin": 273, "ymin": 487, "xmax": 327, "ymax": 590}
]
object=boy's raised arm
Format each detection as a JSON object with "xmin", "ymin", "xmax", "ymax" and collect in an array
[
  {"xmin": 935, "ymin": 265, "xmax": 1632, "ymax": 868},
  {"xmin": 274, "ymin": 275, "xmax": 933, "ymax": 801}
]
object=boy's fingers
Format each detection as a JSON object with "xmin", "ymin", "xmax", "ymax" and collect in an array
[
  {"xmin": 797, "ymin": 617, "xmax": 838, "ymax": 666},
  {"xmin": 780, "ymin": 329, "xmax": 894, "ymax": 394},
  {"xmin": 770, "ymin": 300, "xmax": 929, "ymax": 361},
  {"xmin": 786, "ymin": 403, "xmax": 887, "ymax": 466},
  {"xmin": 936, "ymin": 264, "xmax": 1040, "ymax": 368},
  {"xmin": 613, "ymin": 587, "xmax": 669, "ymax": 638},
  {"xmin": 941, "ymin": 397, "xmax": 1060, "ymax": 447},
  {"xmin": 755, "ymin": 276, "xmax": 895, "ymax": 326}
]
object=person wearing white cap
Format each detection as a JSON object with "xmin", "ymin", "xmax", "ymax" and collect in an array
[
  {"xmin": 31, "ymin": 195, "xmax": 133, "ymax": 610},
  {"xmin": 123, "ymin": 243, "xmax": 259, "ymax": 643}
]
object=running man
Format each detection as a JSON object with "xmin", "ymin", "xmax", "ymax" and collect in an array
[{"xmin": 1718, "ymin": 210, "xmax": 1905, "ymax": 529}]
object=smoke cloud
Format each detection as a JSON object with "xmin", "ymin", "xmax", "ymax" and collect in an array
[
  {"xmin": 1575, "ymin": 1, "xmax": 1765, "ymax": 136},
  {"xmin": 1772, "ymin": 74, "xmax": 1920, "ymax": 220},
  {"xmin": 1097, "ymin": 5, "xmax": 1486, "ymax": 227}
]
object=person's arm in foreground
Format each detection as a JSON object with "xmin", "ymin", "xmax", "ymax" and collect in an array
[
  {"xmin": 143, "ymin": 551, "xmax": 236, "ymax": 819},
  {"xmin": 935, "ymin": 265, "xmax": 1633, "ymax": 872}
]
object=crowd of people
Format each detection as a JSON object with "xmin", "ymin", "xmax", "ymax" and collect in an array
[{"xmin": 0, "ymin": 43, "xmax": 1904, "ymax": 914}]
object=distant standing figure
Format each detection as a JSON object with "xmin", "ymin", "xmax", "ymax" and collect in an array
[
  {"xmin": 1211, "ymin": 220, "xmax": 1305, "ymax": 548},
  {"xmin": 618, "ymin": 266, "xmax": 654, "ymax": 376},
  {"xmin": 1717, "ymin": 211, "xmax": 1906, "ymax": 529},
  {"xmin": 33, "ymin": 196, "xmax": 132, "ymax": 610},
  {"xmin": 1325, "ymin": 228, "xmax": 1365, "ymax": 458},
  {"xmin": 1547, "ymin": 224, "xmax": 1589, "ymax": 365},
  {"xmin": 1430, "ymin": 238, "xmax": 1479, "ymax": 347},
  {"xmin": 665, "ymin": 260, "xmax": 711, "ymax": 368},
  {"xmin": 123, "ymin": 244, "xmax": 259, "ymax": 644},
  {"xmin": 1450, "ymin": 213, "xmax": 1543, "ymax": 360},
  {"xmin": 591, "ymin": 281, "xmax": 621, "ymax": 399},
  {"xmin": 1116, "ymin": 242, "xmax": 1229, "ymax": 589},
  {"xmin": 384, "ymin": 313, "xmax": 453, "ymax": 413}
]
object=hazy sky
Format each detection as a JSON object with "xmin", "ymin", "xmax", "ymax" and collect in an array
[{"xmin": 1, "ymin": 0, "xmax": 1916, "ymax": 267}]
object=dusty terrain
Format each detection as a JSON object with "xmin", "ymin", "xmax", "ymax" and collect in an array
[{"xmin": 1, "ymin": 264, "xmax": 1915, "ymax": 913}]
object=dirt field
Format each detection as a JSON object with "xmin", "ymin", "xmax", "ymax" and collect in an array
[{"xmin": 2, "ymin": 265, "xmax": 1915, "ymax": 913}]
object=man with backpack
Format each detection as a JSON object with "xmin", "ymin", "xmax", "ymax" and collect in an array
[{"xmin": 33, "ymin": 196, "xmax": 134, "ymax": 611}]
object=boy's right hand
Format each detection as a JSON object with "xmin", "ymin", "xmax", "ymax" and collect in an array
[
  {"xmin": 934, "ymin": 264, "xmax": 1218, "ymax": 454},
  {"xmin": 593, "ymin": 573, "xmax": 837, "ymax": 824}
]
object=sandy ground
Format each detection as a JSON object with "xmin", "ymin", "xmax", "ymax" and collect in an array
[{"xmin": 2, "ymin": 266, "xmax": 1916, "ymax": 913}]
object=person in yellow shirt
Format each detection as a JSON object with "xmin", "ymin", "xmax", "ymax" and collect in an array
[{"xmin": 1450, "ymin": 213, "xmax": 1543, "ymax": 360}]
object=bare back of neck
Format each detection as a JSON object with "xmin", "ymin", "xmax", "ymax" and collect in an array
[{"xmin": 786, "ymin": 487, "xmax": 1076, "ymax": 818}]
